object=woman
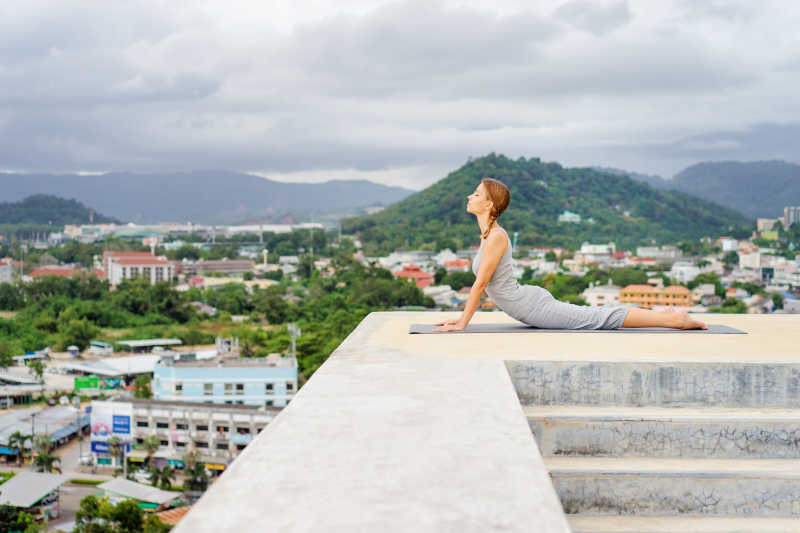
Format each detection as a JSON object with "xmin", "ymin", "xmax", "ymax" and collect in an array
[{"xmin": 433, "ymin": 178, "xmax": 707, "ymax": 332}]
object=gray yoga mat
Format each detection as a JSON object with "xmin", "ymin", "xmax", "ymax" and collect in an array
[{"xmin": 409, "ymin": 323, "xmax": 746, "ymax": 334}]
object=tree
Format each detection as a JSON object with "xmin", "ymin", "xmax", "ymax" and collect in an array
[
  {"xmin": 545, "ymin": 251, "xmax": 557, "ymax": 262},
  {"xmin": 133, "ymin": 374, "xmax": 153, "ymax": 399},
  {"xmin": 74, "ymin": 494, "xmax": 168, "ymax": 533},
  {"xmin": 183, "ymin": 460, "xmax": 209, "ymax": 492},
  {"xmin": 772, "ymin": 293, "xmax": 785, "ymax": 310},
  {"xmin": 33, "ymin": 452, "xmax": 62, "ymax": 473},
  {"xmin": 722, "ymin": 250, "xmax": 740, "ymax": 270},
  {"xmin": 27, "ymin": 359, "xmax": 45, "ymax": 392},
  {"xmin": 148, "ymin": 464, "xmax": 175, "ymax": 490},
  {"xmin": 0, "ymin": 503, "xmax": 44, "ymax": 533},
  {"xmin": 106, "ymin": 436, "xmax": 124, "ymax": 474},
  {"xmin": 610, "ymin": 267, "xmax": 648, "ymax": 287},
  {"xmin": 0, "ymin": 340, "xmax": 14, "ymax": 370},
  {"xmin": 8, "ymin": 431, "xmax": 31, "ymax": 466},
  {"xmin": 142, "ymin": 435, "xmax": 161, "ymax": 467}
]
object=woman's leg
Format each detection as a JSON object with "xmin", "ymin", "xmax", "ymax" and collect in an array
[{"xmin": 621, "ymin": 306, "xmax": 707, "ymax": 330}]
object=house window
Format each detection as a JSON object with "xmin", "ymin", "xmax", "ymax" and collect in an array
[
  {"xmin": 236, "ymin": 427, "xmax": 250, "ymax": 434},
  {"xmin": 136, "ymin": 421, "xmax": 149, "ymax": 428},
  {"xmin": 176, "ymin": 441, "xmax": 186, "ymax": 449},
  {"xmin": 143, "ymin": 267, "xmax": 152, "ymax": 279},
  {"xmin": 195, "ymin": 425, "xmax": 208, "ymax": 432},
  {"xmin": 224, "ymin": 383, "xmax": 233, "ymax": 395},
  {"xmin": 135, "ymin": 437, "xmax": 144, "ymax": 445},
  {"xmin": 216, "ymin": 425, "xmax": 229, "ymax": 433},
  {"xmin": 286, "ymin": 382, "xmax": 294, "ymax": 392},
  {"xmin": 175, "ymin": 383, "xmax": 182, "ymax": 396},
  {"xmin": 265, "ymin": 383, "xmax": 274, "ymax": 395},
  {"xmin": 204, "ymin": 383, "xmax": 213, "ymax": 396},
  {"xmin": 156, "ymin": 422, "xmax": 168, "ymax": 429},
  {"xmin": 265, "ymin": 400, "xmax": 273, "ymax": 407},
  {"xmin": 216, "ymin": 443, "xmax": 228, "ymax": 450},
  {"xmin": 175, "ymin": 423, "xmax": 188, "ymax": 430},
  {"xmin": 194, "ymin": 441, "xmax": 208, "ymax": 448},
  {"xmin": 160, "ymin": 440, "xmax": 168, "ymax": 446},
  {"xmin": 235, "ymin": 383, "xmax": 244, "ymax": 395},
  {"xmin": 236, "ymin": 444, "xmax": 246, "ymax": 451}
]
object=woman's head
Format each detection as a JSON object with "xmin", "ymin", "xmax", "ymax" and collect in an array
[{"xmin": 467, "ymin": 178, "xmax": 510, "ymax": 238}]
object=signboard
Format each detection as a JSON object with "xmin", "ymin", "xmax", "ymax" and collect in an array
[
  {"xmin": 90, "ymin": 401, "xmax": 133, "ymax": 455},
  {"xmin": 75, "ymin": 376, "xmax": 99, "ymax": 390}
]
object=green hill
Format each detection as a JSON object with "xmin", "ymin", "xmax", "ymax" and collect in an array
[
  {"xmin": 0, "ymin": 194, "xmax": 121, "ymax": 226},
  {"xmin": 342, "ymin": 154, "xmax": 753, "ymax": 254}
]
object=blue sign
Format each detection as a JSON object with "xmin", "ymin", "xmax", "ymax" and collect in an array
[
  {"xmin": 112, "ymin": 415, "xmax": 130, "ymax": 434},
  {"xmin": 91, "ymin": 441, "xmax": 131, "ymax": 454}
]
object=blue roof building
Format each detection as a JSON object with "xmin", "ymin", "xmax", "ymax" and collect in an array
[{"xmin": 153, "ymin": 355, "xmax": 297, "ymax": 407}]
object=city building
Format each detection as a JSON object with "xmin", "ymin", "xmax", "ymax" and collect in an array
[
  {"xmin": 717, "ymin": 237, "xmax": 739, "ymax": 252},
  {"xmin": 574, "ymin": 242, "xmax": 616, "ymax": 265},
  {"xmin": 393, "ymin": 264, "xmax": 435, "ymax": 289},
  {"xmin": 619, "ymin": 285, "xmax": 691, "ymax": 308},
  {"xmin": 669, "ymin": 262, "xmax": 701, "ymax": 283},
  {"xmin": 634, "ymin": 245, "xmax": 682, "ymax": 265},
  {"xmin": 179, "ymin": 258, "xmax": 254, "ymax": 276},
  {"xmin": 29, "ymin": 266, "xmax": 103, "ymax": 279},
  {"xmin": 557, "ymin": 210, "xmax": 581, "ymax": 223},
  {"xmin": 152, "ymin": 354, "xmax": 297, "ymax": 408},
  {"xmin": 0, "ymin": 472, "xmax": 69, "ymax": 523},
  {"xmin": 443, "ymin": 259, "xmax": 471, "ymax": 272},
  {"xmin": 107, "ymin": 398, "xmax": 280, "ymax": 472},
  {"xmin": 784, "ymin": 206, "xmax": 800, "ymax": 229},
  {"xmin": 117, "ymin": 338, "xmax": 183, "ymax": 354},
  {"xmin": 423, "ymin": 285, "xmax": 458, "ymax": 307},
  {"xmin": 757, "ymin": 218, "xmax": 780, "ymax": 232},
  {"xmin": 101, "ymin": 251, "xmax": 174, "ymax": 286},
  {"xmin": 581, "ymin": 280, "xmax": 621, "ymax": 307}
]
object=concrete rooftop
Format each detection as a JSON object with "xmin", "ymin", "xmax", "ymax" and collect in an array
[{"xmin": 173, "ymin": 312, "xmax": 800, "ymax": 533}]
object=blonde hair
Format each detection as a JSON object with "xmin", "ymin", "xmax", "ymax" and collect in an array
[{"xmin": 480, "ymin": 177, "xmax": 510, "ymax": 240}]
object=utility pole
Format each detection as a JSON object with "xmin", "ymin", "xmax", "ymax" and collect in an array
[
  {"xmin": 309, "ymin": 214, "xmax": 314, "ymax": 259},
  {"xmin": 30, "ymin": 412, "xmax": 37, "ymax": 471},
  {"xmin": 73, "ymin": 397, "xmax": 83, "ymax": 461},
  {"xmin": 288, "ymin": 323, "xmax": 301, "ymax": 359}
]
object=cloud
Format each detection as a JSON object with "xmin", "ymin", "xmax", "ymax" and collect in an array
[{"xmin": 0, "ymin": 0, "xmax": 799, "ymax": 188}]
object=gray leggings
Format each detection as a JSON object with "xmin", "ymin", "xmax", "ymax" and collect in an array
[{"xmin": 504, "ymin": 285, "xmax": 630, "ymax": 329}]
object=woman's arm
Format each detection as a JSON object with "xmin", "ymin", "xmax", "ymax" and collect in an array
[{"xmin": 433, "ymin": 231, "xmax": 507, "ymax": 332}]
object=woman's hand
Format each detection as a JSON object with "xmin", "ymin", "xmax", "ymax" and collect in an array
[{"xmin": 433, "ymin": 320, "xmax": 466, "ymax": 332}]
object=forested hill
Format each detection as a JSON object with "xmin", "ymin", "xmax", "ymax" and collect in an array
[
  {"xmin": 342, "ymin": 154, "xmax": 752, "ymax": 255},
  {"xmin": 0, "ymin": 194, "xmax": 121, "ymax": 226},
  {"xmin": 670, "ymin": 160, "xmax": 800, "ymax": 219}
]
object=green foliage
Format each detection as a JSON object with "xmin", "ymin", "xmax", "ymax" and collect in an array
[
  {"xmin": 133, "ymin": 375, "xmax": 153, "ymax": 399},
  {"xmin": 707, "ymin": 297, "xmax": 748, "ymax": 314},
  {"xmin": 439, "ymin": 271, "xmax": 476, "ymax": 291},
  {"xmin": 687, "ymin": 272, "xmax": 726, "ymax": 297},
  {"xmin": 0, "ymin": 503, "xmax": 43, "ymax": 533},
  {"xmin": 0, "ymin": 339, "xmax": 13, "ymax": 369},
  {"xmin": 0, "ymin": 194, "xmax": 120, "ymax": 225},
  {"xmin": 342, "ymin": 154, "xmax": 752, "ymax": 254},
  {"xmin": 722, "ymin": 251, "xmax": 739, "ymax": 270},
  {"xmin": 74, "ymin": 494, "xmax": 171, "ymax": 533},
  {"xmin": 609, "ymin": 267, "xmax": 649, "ymax": 288},
  {"xmin": 772, "ymin": 293, "xmax": 785, "ymax": 310}
]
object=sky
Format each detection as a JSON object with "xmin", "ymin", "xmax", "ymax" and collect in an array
[{"xmin": 2, "ymin": 0, "xmax": 800, "ymax": 190}]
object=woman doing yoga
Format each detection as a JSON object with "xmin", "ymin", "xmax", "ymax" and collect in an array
[{"xmin": 433, "ymin": 178, "xmax": 708, "ymax": 332}]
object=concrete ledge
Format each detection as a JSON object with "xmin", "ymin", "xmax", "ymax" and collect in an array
[
  {"xmin": 173, "ymin": 312, "xmax": 571, "ymax": 532},
  {"xmin": 173, "ymin": 312, "xmax": 800, "ymax": 531}
]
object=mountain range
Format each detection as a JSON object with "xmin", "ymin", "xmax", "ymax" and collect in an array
[
  {"xmin": 599, "ymin": 160, "xmax": 800, "ymax": 219},
  {"xmin": 0, "ymin": 170, "xmax": 415, "ymax": 225},
  {"xmin": 342, "ymin": 154, "xmax": 753, "ymax": 254}
]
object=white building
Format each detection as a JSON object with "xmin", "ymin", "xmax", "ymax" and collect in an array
[
  {"xmin": 423, "ymin": 285, "xmax": 458, "ymax": 307},
  {"xmin": 669, "ymin": 262, "xmax": 701, "ymax": 284},
  {"xmin": 557, "ymin": 210, "xmax": 581, "ymax": 223},
  {"xmin": 108, "ymin": 256, "xmax": 173, "ymax": 286},
  {"xmin": 692, "ymin": 284, "xmax": 716, "ymax": 302},
  {"xmin": 433, "ymin": 249, "xmax": 458, "ymax": 266},
  {"xmin": 785, "ymin": 206, "xmax": 800, "ymax": 229},
  {"xmin": 575, "ymin": 242, "xmax": 616, "ymax": 265},
  {"xmin": 719, "ymin": 238, "xmax": 739, "ymax": 252},
  {"xmin": 581, "ymin": 280, "xmax": 621, "ymax": 307}
]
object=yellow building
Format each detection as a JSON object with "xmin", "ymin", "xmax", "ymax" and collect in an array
[{"xmin": 620, "ymin": 284, "xmax": 691, "ymax": 308}]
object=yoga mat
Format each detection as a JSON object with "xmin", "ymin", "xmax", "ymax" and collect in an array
[{"xmin": 409, "ymin": 323, "xmax": 746, "ymax": 334}]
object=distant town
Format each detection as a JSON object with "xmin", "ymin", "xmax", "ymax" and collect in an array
[{"xmin": 0, "ymin": 205, "xmax": 799, "ymax": 530}]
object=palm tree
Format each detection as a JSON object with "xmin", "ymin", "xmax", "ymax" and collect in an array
[
  {"xmin": 8, "ymin": 431, "xmax": 31, "ymax": 466},
  {"xmin": 33, "ymin": 434, "xmax": 52, "ymax": 455},
  {"xmin": 106, "ymin": 436, "xmax": 123, "ymax": 475},
  {"xmin": 141, "ymin": 435, "xmax": 160, "ymax": 467},
  {"xmin": 33, "ymin": 453, "xmax": 62, "ymax": 473},
  {"xmin": 148, "ymin": 464, "xmax": 175, "ymax": 490}
]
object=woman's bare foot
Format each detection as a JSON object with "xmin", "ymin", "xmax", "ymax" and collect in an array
[{"xmin": 673, "ymin": 309, "xmax": 708, "ymax": 330}]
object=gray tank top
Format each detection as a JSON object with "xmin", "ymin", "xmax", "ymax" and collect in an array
[{"xmin": 472, "ymin": 228, "xmax": 527, "ymax": 308}]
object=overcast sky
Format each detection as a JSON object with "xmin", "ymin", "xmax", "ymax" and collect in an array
[{"xmin": 2, "ymin": 0, "xmax": 800, "ymax": 190}]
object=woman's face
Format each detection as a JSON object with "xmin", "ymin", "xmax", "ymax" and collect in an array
[{"xmin": 466, "ymin": 183, "xmax": 492, "ymax": 215}]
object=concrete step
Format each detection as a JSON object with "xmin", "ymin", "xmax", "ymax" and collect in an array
[
  {"xmin": 567, "ymin": 515, "xmax": 800, "ymax": 533},
  {"xmin": 525, "ymin": 405, "xmax": 800, "ymax": 458},
  {"xmin": 506, "ymin": 360, "xmax": 800, "ymax": 408},
  {"xmin": 544, "ymin": 457, "xmax": 800, "ymax": 517}
]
